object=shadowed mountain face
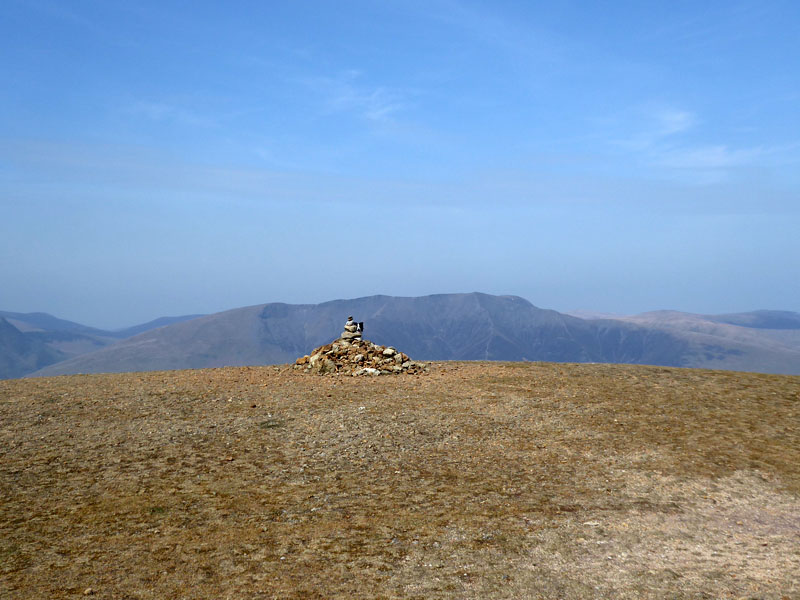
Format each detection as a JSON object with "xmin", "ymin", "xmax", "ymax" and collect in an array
[
  {"xmin": 0, "ymin": 311, "xmax": 204, "ymax": 338},
  {"xmin": 112, "ymin": 315, "xmax": 206, "ymax": 338},
  {"xmin": 0, "ymin": 311, "xmax": 112, "ymax": 336},
  {"xmin": 707, "ymin": 310, "xmax": 800, "ymax": 330},
  {"xmin": 583, "ymin": 309, "xmax": 800, "ymax": 375},
  {"xmin": 26, "ymin": 293, "xmax": 800, "ymax": 377},
  {"xmin": 0, "ymin": 311, "xmax": 204, "ymax": 378},
  {"xmin": 0, "ymin": 318, "xmax": 66, "ymax": 379}
]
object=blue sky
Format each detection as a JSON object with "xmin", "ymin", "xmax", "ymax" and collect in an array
[{"xmin": 2, "ymin": 0, "xmax": 799, "ymax": 328}]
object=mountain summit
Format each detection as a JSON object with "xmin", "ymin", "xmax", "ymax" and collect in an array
[{"xmin": 23, "ymin": 293, "xmax": 800, "ymax": 377}]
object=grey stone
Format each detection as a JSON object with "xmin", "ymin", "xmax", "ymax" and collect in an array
[{"xmin": 319, "ymin": 358, "xmax": 337, "ymax": 373}]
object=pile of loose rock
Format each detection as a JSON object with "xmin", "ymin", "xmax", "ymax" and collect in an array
[{"xmin": 294, "ymin": 337, "xmax": 428, "ymax": 376}]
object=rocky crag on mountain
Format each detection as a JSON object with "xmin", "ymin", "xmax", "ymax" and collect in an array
[{"xmin": 295, "ymin": 319, "xmax": 428, "ymax": 376}]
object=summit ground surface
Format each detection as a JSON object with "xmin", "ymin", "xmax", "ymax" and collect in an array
[{"xmin": 2, "ymin": 362, "xmax": 799, "ymax": 599}]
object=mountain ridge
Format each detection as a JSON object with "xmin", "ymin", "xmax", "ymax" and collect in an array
[
  {"xmin": 0, "ymin": 318, "xmax": 67, "ymax": 379},
  {"xmin": 22, "ymin": 293, "xmax": 800, "ymax": 378},
  {"xmin": 0, "ymin": 311, "xmax": 204, "ymax": 378}
]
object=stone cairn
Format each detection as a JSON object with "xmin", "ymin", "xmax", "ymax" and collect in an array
[{"xmin": 294, "ymin": 317, "xmax": 428, "ymax": 376}]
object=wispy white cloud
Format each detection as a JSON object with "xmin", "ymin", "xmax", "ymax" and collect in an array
[
  {"xmin": 125, "ymin": 101, "xmax": 216, "ymax": 128},
  {"xmin": 613, "ymin": 105, "xmax": 698, "ymax": 151},
  {"xmin": 653, "ymin": 108, "xmax": 696, "ymax": 137},
  {"xmin": 656, "ymin": 142, "xmax": 800, "ymax": 174},
  {"xmin": 416, "ymin": 0, "xmax": 565, "ymax": 68},
  {"xmin": 641, "ymin": 2, "xmax": 772, "ymax": 52},
  {"xmin": 606, "ymin": 104, "xmax": 800, "ymax": 181},
  {"xmin": 654, "ymin": 144, "xmax": 765, "ymax": 170},
  {"xmin": 303, "ymin": 70, "xmax": 408, "ymax": 123},
  {"xmin": 12, "ymin": 0, "xmax": 145, "ymax": 48}
]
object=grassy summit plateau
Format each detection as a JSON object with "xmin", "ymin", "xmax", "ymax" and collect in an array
[{"xmin": 1, "ymin": 362, "xmax": 798, "ymax": 599}]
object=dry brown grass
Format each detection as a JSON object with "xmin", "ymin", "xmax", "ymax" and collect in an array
[{"xmin": 1, "ymin": 362, "xmax": 799, "ymax": 599}]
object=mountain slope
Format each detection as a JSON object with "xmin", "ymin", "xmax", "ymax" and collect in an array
[
  {"xmin": 708, "ymin": 310, "xmax": 800, "ymax": 330},
  {"xmin": 22, "ymin": 294, "xmax": 800, "ymax": 378},
  {"xmin": 0, "ymin": 311, "xmax": 112, "ymax": 336},
  {"xmin": 582, "ymin": 309, "xmax": 800, "ymax": 374},
  {"xmin": 31, "ymin": 292, "xmax": 800, "ymax": 377},
  {"xmin": 0, "ymin": 311, "xmax": 206, "ymax": 378},
  {"xmin": 112, "ymin": 314, "xmax": 206, "ymax": 338},
  {"xmin": 0, "ymin": 318, "xmax": 66, "ymax": 379}
]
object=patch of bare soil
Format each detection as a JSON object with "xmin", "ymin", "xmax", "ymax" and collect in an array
[{"xmin": 1, "ymin": 362, "xmax": 798, "ymax": 599}]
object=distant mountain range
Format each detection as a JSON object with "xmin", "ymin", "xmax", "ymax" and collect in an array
[
  {"xmin": 0, "ymin": 311, "xmax": 203, "ymax": 379},
  {"xmin": 3, "ymin": 294, "xmax": 800, "ymax": 379}
]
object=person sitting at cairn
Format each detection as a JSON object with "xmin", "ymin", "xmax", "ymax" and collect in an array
[{"xmin": 341, "ymin": 315, "xmax": 363, "ymax": 341}]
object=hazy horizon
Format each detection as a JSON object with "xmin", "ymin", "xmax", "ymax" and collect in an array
[
  {"xmin": 3, "ymin": 1, "xmax": 799, "ymax": 329},
  {"xmin": 3, "ymin": 291, "xmax": 799, "ymax": 333}
]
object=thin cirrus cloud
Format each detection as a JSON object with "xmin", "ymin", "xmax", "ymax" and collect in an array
[
  {"xmin": 652, "ymin": 108, "xmax": 696, "ymax": 137},
  {"xmin": 124, "ymin": 100, "xmax": 218, "ymax": 128},
  {"xmin": 611, "ymin": 106, "xmax": 698, "ymax": 151},
  {"xmin": 302, "ymin": 70, "xmax": 408, "ymax": 123},
  {"xmin": 418, "ymin": 0, "xmax": 565, "ymax": 67},
  {"xmin": 654, "ymin": 142, "xmax": 800, "ymax": 171},
  {"xmin": 606, "ymin": 105, "xmax": 797, "ymax": 180},
  {"xmin": 654, "ymin": 144, "xmax": 765, "ymax": 170}
]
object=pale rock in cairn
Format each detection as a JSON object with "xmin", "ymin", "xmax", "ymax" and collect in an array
[
  {"xmin": 294, "ymin": 315, "xmax": 428, "ymax": 376},
  {"xmin": 340, "ymin": 316, "xmax": 362, "ymax": 341}
]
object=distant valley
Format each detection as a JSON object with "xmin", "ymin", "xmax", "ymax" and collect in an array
[
  {"xmin": 3, "ymin": 293, "xmax": 800, "ymax": 379},
  {"xmin": 0, "ymin": 312, "xmax": 203, "ymax": 379}
]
